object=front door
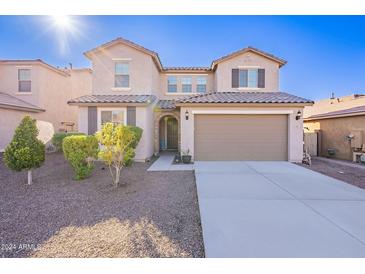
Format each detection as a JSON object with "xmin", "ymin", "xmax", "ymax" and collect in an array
[{"xmin": 166, "ymin": 118, "xmax": 178, "ymax": 150}]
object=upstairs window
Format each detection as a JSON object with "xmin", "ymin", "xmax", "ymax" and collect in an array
[
  {"xmin": 239, "ymin": 69, "xmax": 258, "ymax": 88},
  {"xmin": 18, "ymin": 69, "xmax": 31, "ymax": 92},
  {"xmin": 167, "ymin": 76, "xmax": 177, "ymax": 93},
  {"xmin": 196, "ymin": 76, "xmax": 207, "ymax": 93},
  {"xmin": 181, "ymin": 76, "xmax": 192, "ymax": 93},
  {"xmin": 114, "ymin": 62, "xmax": 129, "ymax": 88}
]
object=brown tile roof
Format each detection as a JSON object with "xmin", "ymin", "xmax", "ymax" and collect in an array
[
  {"xmin": 157, "ymin": 100, "xmax": 176, "ymax": 109},
  {"xmin": 0, "ymin": 92, "xmax": 44, "ymax": 112},
  {"xmin": 163, "ymin": 67, "xmax": 211, "ymax": 72},
  {"xmin": 68, "ymin": 94, "xmax": 157, "ymax": 105},
  {"xmin": 305, "ymin": 105, "xmax": 365, "ymax": 120},
  {"xmin": 211, "ymin": 46, "xmax": 287, "ymax": 69},
  {"xmin": 84, "ymin": 37, "xmax": 287, "ymax": 72},
  {"xmin": 176, "ymin": 91, "xmax": 313, "ymax": 105}
]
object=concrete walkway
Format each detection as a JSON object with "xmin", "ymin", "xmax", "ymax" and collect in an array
[
  {"xmin": 195, "ymin": 161, "xmax": 365, "ymax": 257},
  {"xmin": 147, "ymin": 152, "xmax": 193, "ymax": 171}
]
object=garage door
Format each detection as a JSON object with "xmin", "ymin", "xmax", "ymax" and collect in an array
[{"xmin": 194, "ymin": 114, "xmax": 288, "ymax": 161}]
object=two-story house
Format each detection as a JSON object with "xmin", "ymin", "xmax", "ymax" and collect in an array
[
  {"xmin": 0, "ymin": 59, "xmax": 92, "ymax": 151},
  {"xmin": 68, "ymin": 37, "xmax": 313, "ymax": 162}
]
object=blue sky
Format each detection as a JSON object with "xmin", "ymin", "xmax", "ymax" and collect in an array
[{"xmin": 0, "ymin": 15, "xmax": 364, "ymax": 100}]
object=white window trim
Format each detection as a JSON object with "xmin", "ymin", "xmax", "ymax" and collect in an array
[
  {"xmin": 112, "ymin": 58, "xmax": 132, "ymax": 61},
  {"xmin": 111, "ymin": 87, "xmax": 132, "ymax": 91},
  {"xmin": 15, "ymin": 92, "xmax": 33, "ymax": 95},
  {"xmin": 97, "ymin": 107, "xmax": 127, "ymax": 131},
  {"xmin": 15, "ymin": 65, "xmax": 32, "ymax": 68}
]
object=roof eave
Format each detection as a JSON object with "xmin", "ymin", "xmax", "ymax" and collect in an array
[
  {"xmin": 0, "ymin": 103, "xmax": 45, "ymax": 112},
  {"xmin": 304, "ymin": 111, "xmax": 365, "ymax": 121}
]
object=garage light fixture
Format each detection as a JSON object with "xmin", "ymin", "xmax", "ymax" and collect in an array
[
  {"xmin": 296, "ymin": 110, "xmax": 302, "ymax": 120},
  {"xmin": 185, "ymin": 110, "xmax": 189, "ymax": 120}
]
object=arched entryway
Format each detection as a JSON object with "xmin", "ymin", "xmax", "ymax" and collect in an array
[{"xmin": 159, "ymin": 115, "xmax": 178, "ymax": 151}]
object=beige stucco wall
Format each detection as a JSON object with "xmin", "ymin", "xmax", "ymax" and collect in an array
[
  {"xmin": 157, "ymin": 72, "xmax": 215, "ymax": 99},
  {"xmin": 215, "ymin": 52, "xmax": 280, "ymax": 92},
  {"xmin": 88, "ymin": 43, "xmax": 159, "ymax": 95},
  {"xmin": 304, "ymin": 116, "xmax": 365, "ymax": 160},
  {"xmin": 77, "ymin": 106, "xmax": 89, "ymax": 134},
  {"xmin": 180, "ymin": 106, "xmax": 304, "ymax": 162},
  {"xmin": 0, "ymin": 62, "xmax": 92, "ymax": 134},
  {"xmin": 135, "ymin": 103, "xmax": 155, "ymax": 161}
]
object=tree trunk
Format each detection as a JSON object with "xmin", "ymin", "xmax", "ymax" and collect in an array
[
  {"xmin": 114, "ymin": 167, "xmax": 121, "ymax": 187},
  {"xmin": 27, "ymin": 170, "xmax": 32, "ymax": 185}
]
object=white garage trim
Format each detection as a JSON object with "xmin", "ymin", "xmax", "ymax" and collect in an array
[{"xmin": 191, "ymin": 109, "xmax": 294, "ymax": 115}]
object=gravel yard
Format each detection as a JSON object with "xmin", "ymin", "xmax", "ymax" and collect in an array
[
  {"xmin": 297, "ymin": 157, "xmax": 365, "ymax": 189},
  {"xmin": 0, "ymin": 153, "xmax": 204, "ymax": 258}
]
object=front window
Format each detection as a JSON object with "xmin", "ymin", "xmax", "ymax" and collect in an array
[
  {"xmin": 181, "ymin": 76, "xmax": 192, "ymax": 93},
  {"xmin": 196, "ymin": 76, "xmax": 207, "ymax": 93},
  {"xmin": 167, "ymin": 76, "xmax": 177, "ymax": 93},
  {"xmin": 18, "ymin": 69, "xmax": 31, "ymax": 92},
  {"xmin": 101, "ymin": 110, "xmax": 125, "ymax": 126},
  {"xmin": 114, "ymin": 62, "xmax": 129, "ymax": 88},
  {"xmin": 239, "ymin": 69, "xmax": 258, "ymax": 88}
]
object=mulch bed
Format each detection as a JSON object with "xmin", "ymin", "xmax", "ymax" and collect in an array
[
  {"xmin": 297, "ymin": 157, "xmax": 365, "ymax": 189},
  {"xmin": 0, "ymin": 153, "xmax": 204, "ymax": 258}
]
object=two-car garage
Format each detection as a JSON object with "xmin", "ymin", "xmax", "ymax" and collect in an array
[{"xmin": 194, "ymin": 114, "xmax": 288, "ymax": 161}]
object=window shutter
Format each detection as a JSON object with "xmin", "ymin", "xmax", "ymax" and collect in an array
[
  {"xmin": 232, "ymin": 69, "xmax": 239, "ymax": 88},
  {"xmin": 127, "ymin": 106, "xmax": 136, "ymax": 126},
  {"xmin": 258, "ymin": 69, "xmax": 265, "ymax": 88},
  {"xmin": 88, "ymin": 106, "xmax": 97, "ymax": 135}
]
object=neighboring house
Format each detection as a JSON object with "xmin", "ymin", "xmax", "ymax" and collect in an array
[
  {"xmin": 68, "ymin": 37, "xmax": 313, "ymax": 162},
  {"xmin": 0, "ymin": 60, "xmax": 92, "ymax": 151},
  {"xmin": 304, "ymin": 94, "xmax": 365, "ymax": 161}
]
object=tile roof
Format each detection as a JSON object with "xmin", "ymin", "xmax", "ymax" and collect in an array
[
  {"xmin": 0, "ymin": 92, "xmax": 44, "ymax": 112},
  {"xmin": 211, "ymin": 46, "xmax": 287, "ymax": 69},
  {"xmin": 176, "ymin": 91, "xmax": 313, "ymax": 104},
  {"xmin": 306, "ymin": 105, "xmax": 365, "ymax": 120},
  {"xmin": 163, "ymin": 67, "xmax": 211, "ymax": 71},
  {"xmin": 68, "ymin": 94, "xmax": 157, "ymax": 104},
  {"xmin": 157, "ymin": 100, "xmax": 176, "ymax": 109}
]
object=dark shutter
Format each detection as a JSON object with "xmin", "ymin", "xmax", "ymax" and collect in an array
[
  {"xmin": 127, "ymin": 106, "xmax": 136, "ymax": 126},
  {"xmin": 232, "ymin": 69, "xmax": 239, "ymax": 88},
  {"xmin": 258, "ymin": 69, "xmax": 265, "ymax": 88},
  {"xmin": 88, "ymin": 106, "xmax": 97, "ymax": 135}
]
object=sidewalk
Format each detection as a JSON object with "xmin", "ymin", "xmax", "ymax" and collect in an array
[{"xmin": 147, "ymin": 152, "xmax": 193, "ymax": 171}]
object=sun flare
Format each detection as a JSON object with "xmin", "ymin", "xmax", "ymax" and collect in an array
[{"xmin": 52, "ymin": 15, "xmax": 72, "ymax": 29}]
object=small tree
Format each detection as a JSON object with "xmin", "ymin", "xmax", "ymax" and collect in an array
[
  {"xmin": 62, "ymin": 135, "xmax": 99, "ymax": 180},
  {"xmin": 4, "ymin": 116, "xmax": 45, "ymax": 185},
  {"xmin": 96, "ymin": 123, "xmax": 142, "ymax": 187}
]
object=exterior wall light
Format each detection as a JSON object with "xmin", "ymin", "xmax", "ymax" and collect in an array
[
  {"xmin": 185, "ymin": 110, "xmax": 189, "ymax": 120},
  {"xmin": 296, "ymin": 110, "xmax": 302, "ymax": 120}
]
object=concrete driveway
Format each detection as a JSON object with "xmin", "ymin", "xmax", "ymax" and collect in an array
[{"xmin": 194, "ymin": 161, "xmax": 365, "ymax": 257}]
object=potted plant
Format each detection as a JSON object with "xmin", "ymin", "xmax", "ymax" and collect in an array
[
  {"xmin": 181, "ymin": 149, "xmax": 192, "ymax": 164},
  {"xmin": 327, "ymin": 148, "xmax": 336, "ymax": 157}
]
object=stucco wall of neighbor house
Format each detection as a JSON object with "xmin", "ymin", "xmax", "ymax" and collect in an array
[
  {"xmin": 158, "ymin": 72, "xmax": 215, "ymax": 99},
  {"xmin": 180, "ymin": 106, "xmax": 304, "ymax": 162},
  {"xmin": 304, "ymin": 116, "xmax": 365, "ymax": 161},
  {"xmin": 215, "ymin": 51, "xmax": 280, "ymax": 92},
  {"xmin": 88, "ymin": 43, "xmax": 158, "ymax": 95},
  {"xmin": 0, "ymin": 62, "xmax": 92, "ymax": 134}
]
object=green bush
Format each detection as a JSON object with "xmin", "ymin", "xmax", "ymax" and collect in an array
[
  {"xmin": 123, "ymin": 126, "xmax": 143, "ymax": 167},
  {"xmin": 62, "ymin": 135, "xmax": 99, "ymax": 180},
  {"xmin": 52, "ymin": 132, "xmax": 85, "ymax": 152},
  {"xmin": 4, "ymin": 116, "xmax": 45, "ymax": 185}
]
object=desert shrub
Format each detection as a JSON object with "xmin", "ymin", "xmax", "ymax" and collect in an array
[
  {"xmin": 96, "ymin": 123, "xmax": 143, "ymax": 186},
  {"xmin": 62, "ymin": 135, "xmax": 99, "ymax": 180},
  {"xmin": 123, "ymin": 126, "xmax": 143, "ymax": 167},
  {"xmin": 4, "ymin": 116, "xmax": 45, "ymax": 185},
  {"xmin": 52, "ymin": 132, "xmax": 85, "ymax": 152}
]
